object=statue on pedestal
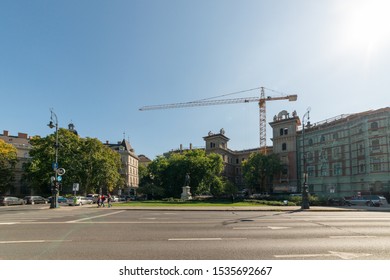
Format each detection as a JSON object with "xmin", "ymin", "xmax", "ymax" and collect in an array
[{"xmin": 181, "ymin": 173, "xmax": 192, "ymax": 200}]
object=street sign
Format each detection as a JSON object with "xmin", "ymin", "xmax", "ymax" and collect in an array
[
  {"xmin": 57, "ymin": 168, "xmax": 66, "ymax": 175},
  {"xmin": 73, "ymin": 183, "xmax": 79, "ymax": 191}
]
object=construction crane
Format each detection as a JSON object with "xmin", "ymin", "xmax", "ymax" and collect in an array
[{"xmin": 139, "ymin": 87, "xmax": 297, "ymax": 154}]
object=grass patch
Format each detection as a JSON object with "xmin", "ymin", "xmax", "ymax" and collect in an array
[{"xmin": 113, "ymin": 199, "xmax": 296, "ymax": 207}]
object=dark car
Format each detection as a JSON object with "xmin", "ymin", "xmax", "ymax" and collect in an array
[
  {"xmin": 48, "ymin": 196, "xmax": 68, "ymax": 203},
  {"xmin": 0, "ymin": 196, "xmax": 26, "ymax": 206},
  {"xmin": 23, "ymin": 196, "xmax": 48, "ymax": 205}
]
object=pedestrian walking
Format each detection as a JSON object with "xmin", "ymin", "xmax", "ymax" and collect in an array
[
  {"xmin": 97, "ymin": 194, "xmax": 102, "ymax": 207},
  {"xmin": 101, "ymin": 194, "xmax": 106, "ymax": 207},
  {"xmin": 107, "ymin": 193, "xmax": 112, "ymax": 208}
]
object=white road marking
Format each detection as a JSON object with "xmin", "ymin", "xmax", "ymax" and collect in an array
[
  {"xmin": 0, "ymin": 240, "xmax": 71, "ymax": 244},
  {"xmin": 233, "ymin": 226, "xmax": 290, "ymax": 230},
  {"xmin": 168, "ymin": 238, "xmax": 247, "ymax": 241},
  {"xmin": 268, "ymin": 226, "xmax": 290, "ymax": 230},
  {"xmin": 329, "ymin": 235, "xmax": 377, "ymax": 239},
  {"xmin": 233, "ymin": 227, "xmax": 264, "ymax": 230},
  {"xmin": 66, "ymin": 210, "xmax": 126, "ymax": 223},
  {"xmin": 275, "ymin": 251, "xmax": 372, "ymax": 260}
]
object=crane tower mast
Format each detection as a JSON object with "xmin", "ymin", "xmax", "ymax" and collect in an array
[{"xmin": 140, "ymin": 87, "xmax": 297, "ymax": 153}]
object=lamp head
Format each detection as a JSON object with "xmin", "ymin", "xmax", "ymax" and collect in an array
[{"xmin": 47, "ymin": 121, "xmax": 55, "ymax": 129}]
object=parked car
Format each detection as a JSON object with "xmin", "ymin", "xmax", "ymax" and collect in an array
[
  {"xmin": 327, "ymin": 197, "xmax": 350, "ymax": 206},
  {"xmin": 111, "ymin": 195, "xmax": 119, "ymax": 202},
  {"xmin": 0, "ymin": 196, "xmax": 26, "ymax": 206},
  {"xmin": 345, "ymin": 195, "xmax": 388, "ymax": 207},
  {"xmin": 86, "ymin": 194, "xmax": 99, "ymax": 203},
  {"xmin": 23, "ymin": 196, "xmax": 48, "ymax": 205},
  {"xmin": 67, "ymin": 196, "xmax": 93, "ymax": 206},
  {"xmin": 48, "ymin": 196, "xmax": 68, "ymax": 203}
]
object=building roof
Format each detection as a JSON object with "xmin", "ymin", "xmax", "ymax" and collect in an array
[{"xmin": 105, "ymin": 139, "xmax": 138, "ymax": 158}]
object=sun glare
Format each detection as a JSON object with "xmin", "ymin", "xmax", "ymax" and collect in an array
[{"xmin": 337, "ymin": 0, "xmax": 390, "ymax": 55}]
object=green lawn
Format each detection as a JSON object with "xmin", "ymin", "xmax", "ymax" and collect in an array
[{"xmin": 112, "ymin": 199, "xmax": 293, "ymax": 207}]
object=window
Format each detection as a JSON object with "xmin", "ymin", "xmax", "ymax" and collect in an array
[
  {"xmin": 333, "ymin": 163, "xmax": 342, "ymax": 176},
  {"xmin": 280, "ymin": 128, "xmax": 288, "ymax": 136},
  {"xmin": 358, "ymin": 143, "xmax": 365, "ymax": 156},
  {"xmin": 332, "ymin": 146, "xmax": 341, "ymax": 159},
  {"xmin": 282, "ymin": 143, "xmax": 287, "ymax": 151},
  {"xmin": 371, "ymin": 139, "xmax": 380, "ymax": 151},
  {"xmin": 321, "ymin": 164, "xmax": 328, "ymax": 176},
  {"xmin": 371, "ymin": 157, "xmax": 383, "ymax": 172},
  {"xmin": 371, "ymin": 122, "xmax": 379, "ymax": 130},
  {"xmin": 308, "ymin": 138, "xmax": 313, "ymax": 146},
  {"xmin": 358, "ymin": 160, "xmax": 366, "ymax": 173}
]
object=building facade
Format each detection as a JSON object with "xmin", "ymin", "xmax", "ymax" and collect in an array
[
  {"xmin": 297, "ymin": 107, "xmax": 390, "ymax": 197},
  {"xmin": 269, "ymin": 110, "xmax": 300, "ymax": 193},
  {"xmin": 199, "ymin": 107, "xmax": 390, "ymax": 198},
  {"xmin": 203, "ymin": 128, "xmax": 267, "ymax": 188},
  {"xmin": 105, "ymin": 139, "xmax": 139, "ymax": 196},
  {"xmin": 0, "ymin": 130, "xmax": 32, "ymax": 195}
]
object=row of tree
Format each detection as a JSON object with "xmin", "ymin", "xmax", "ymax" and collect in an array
[
  {"xmin": 0, "ymin": 129, "xmax": 283, "ymax": 197},
  {"xmin": 137, "ymin": 149, "xmax": 282, "ymax": 199},
  {"xmin": 0, "ymin": 139, "xmax": 18, "ymax": 194},
  {"xmin": 24, "ymin": 129, "xmax": 123, "ymax": 195}
]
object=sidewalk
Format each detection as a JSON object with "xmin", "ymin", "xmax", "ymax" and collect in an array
[{"xmin": 108, "ymin": 205, "xmax": 390, "ymax": 212}]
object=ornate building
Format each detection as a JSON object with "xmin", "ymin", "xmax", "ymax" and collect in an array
[
  {"xmin": 105, "ymin": 139, "xmax": 139, "ymax": 196},
  {"xmin": 297, "ymin": 107, "xmax": 390, "ymax": 197},
  {"xmin": 203, "ymin": 128, "xmax": 267, "ymax": 188}
]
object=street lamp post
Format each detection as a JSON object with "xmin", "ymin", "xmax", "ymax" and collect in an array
[
  {"xmin": 301, "ymin": 107, "xmax": 311, "ymax": 210},
  {"xmin": 48, "ymin": 109, "xmax": 59, "ymax": 209}
]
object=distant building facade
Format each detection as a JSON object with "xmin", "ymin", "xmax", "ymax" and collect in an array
[
  {"xmin": 296, "ymin": 107, "xmax": 390, "ymax": 197},
  {"xmin": 203, "ymin": 128, "xmax": 268, "ymax": 188},
  {"xmin": 176, "ymin": 107, "xmax": 390, "ymax": 198},
  {"xmin": 269, "ymin": 110, "xmax": 301, "ymax": 193},
  {"xmin": 0, "ymin": 130, "xmax": 32, "ymax": 195},
  {"xmin": 105, "ymin": 139, "xmax": 139, "ymax": 196}
]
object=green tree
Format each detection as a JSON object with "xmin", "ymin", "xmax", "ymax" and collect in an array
[
  {"xmin": 147, "ymin": 150, "xmax": 224, "ymax": 198},
  {"xmin": 0, "ymin": 139, "xmax": 18, "ymax": 194},
  {"xmin": 24, "ymin": 129, "xmax": 122, "ymax": 195},
  {"xmin": 242, "ymin": 152, "xmax": 282, "ymax": 194}
]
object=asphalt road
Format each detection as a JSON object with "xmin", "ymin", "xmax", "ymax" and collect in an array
[{"xmin": 1, "ymin": 204, "xmax": 390, "ymax": 260}]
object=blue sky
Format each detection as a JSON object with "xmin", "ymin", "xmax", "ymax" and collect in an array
[{"xmin": 1, "ymin": 0, "xmax": 389, "ymax": 158}]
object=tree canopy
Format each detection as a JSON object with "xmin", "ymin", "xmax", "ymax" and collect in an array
[
  {"xmin": 0, "ymin": 139, "xmax": 18, "ymax": 194},
  {"xmin": 142, "ymin": 149, "xmax": 225, "ymax": 198},
  {"xmin": 24, "ymin": 129, "xmax": 123, "ymax": 195},
  {"xmin": 242, "ymin": 152, "xmax": 282, "ymax": 194}
]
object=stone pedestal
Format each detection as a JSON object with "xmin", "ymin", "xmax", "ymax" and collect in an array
[{"xmin": 181, "ymin": 186, "xmax": 192, "ymax": 200}]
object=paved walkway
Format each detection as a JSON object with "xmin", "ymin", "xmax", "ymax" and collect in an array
[{"xmin": 107, "ymin": 204, "xmax": 390, "ymax": 212}]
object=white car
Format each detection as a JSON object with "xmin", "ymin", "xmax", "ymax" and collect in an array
[{"xmin": 67, "ymin": 196, "xmax": 93, "ymax": 206}]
